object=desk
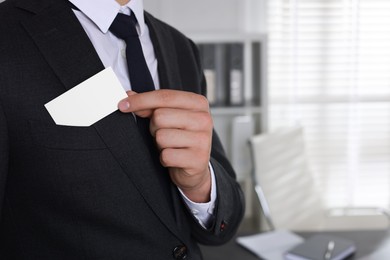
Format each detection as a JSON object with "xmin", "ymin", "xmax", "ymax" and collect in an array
[{"xmin": 200, "ymin": 229, "xmax": 390, "ymax": 259}]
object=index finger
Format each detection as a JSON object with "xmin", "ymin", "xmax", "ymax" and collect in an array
[{"xmin": 118, "ymin": 89, "xmax": 210, "ymax": 114}]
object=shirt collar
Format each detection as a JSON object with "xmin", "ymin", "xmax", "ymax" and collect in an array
[{"xmin": 69, "ymin": 0, "xmax": 146, "ymax": 35}]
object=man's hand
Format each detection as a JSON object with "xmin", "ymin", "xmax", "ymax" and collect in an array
[{"xmin": 118, "ymin": 90, "xmax": 213, "ymax": 203}]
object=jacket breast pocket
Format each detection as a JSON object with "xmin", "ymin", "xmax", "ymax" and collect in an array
[{"xmin": 29, "ymin": 120, "xmax": 107, "ymax": 150}]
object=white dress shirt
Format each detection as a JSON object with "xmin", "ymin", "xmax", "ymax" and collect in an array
[{"xmin": 69, "ymin": 0, "xmax": 216, "ymax": 228}]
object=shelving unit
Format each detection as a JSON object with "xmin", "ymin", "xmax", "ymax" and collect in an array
[
  {"xmin": 190, "ymin": 33, "xmax": 267, "ymax": 219},
  {"xmin": 190, "ymin": 32, "xmax": 268, "ymax": 180}
]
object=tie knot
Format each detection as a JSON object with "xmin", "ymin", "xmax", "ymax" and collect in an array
[{"xmin": 109, "ymin": 13, "xmax": 138, "ymax": 40}]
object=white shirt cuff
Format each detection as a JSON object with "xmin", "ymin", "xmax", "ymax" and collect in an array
[{"xmin": 178, "ymin": 162, "xmax": 217, "ymax": 229}]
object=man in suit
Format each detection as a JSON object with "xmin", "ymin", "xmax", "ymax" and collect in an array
[{"xmin": 0, "ymin": 0, "xmax": 245, "ymax": 259}]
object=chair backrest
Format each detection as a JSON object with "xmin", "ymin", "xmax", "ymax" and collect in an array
[{"xmin": 249, "ymin": 127, "xmax": 325, "ymax": 231}]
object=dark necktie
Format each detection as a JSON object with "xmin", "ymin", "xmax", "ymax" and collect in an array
[
  {"xmin": 109, "ymin": 13, "xmax": 155, "ymax": 145},
  {"xmin": 109, "ymin": 13, "xmax": 155, "ymax": 93}
]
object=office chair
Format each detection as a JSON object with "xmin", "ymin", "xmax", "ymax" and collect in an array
[{"xmin": 249, "ymin": 126, "xmax": 390, "ymax": 231}]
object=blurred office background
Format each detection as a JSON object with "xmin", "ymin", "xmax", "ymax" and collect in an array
[{"xmin": 145, "ymin": 0, "xmax": 390, "ymax": 232}]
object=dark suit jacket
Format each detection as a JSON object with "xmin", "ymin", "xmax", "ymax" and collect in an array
[{"xmin": 0, "ymin": 0, "xmax": 245, "ymax": 259}]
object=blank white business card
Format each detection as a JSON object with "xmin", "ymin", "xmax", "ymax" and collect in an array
[{"xmin": 45, "ymin": 67, "xmax": 127, "ymax": 127}]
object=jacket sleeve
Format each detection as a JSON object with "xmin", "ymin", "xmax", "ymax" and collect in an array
[
  {"xmin": 185, "ymin": 40, "xmax": 246, "ymax": 245},
  {"xmin": 0, "ymin": 100, "xmax": 9, "ymax": 222}
]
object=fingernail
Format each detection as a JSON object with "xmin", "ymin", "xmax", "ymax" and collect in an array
[{"xmin": 118, "ymin": 100, "xmax": 130, "ymax": 111}]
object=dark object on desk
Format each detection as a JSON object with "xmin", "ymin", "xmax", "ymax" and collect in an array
[{"xmin": 285, "ymin": 234, "xmax": 356, "ymax": 260}]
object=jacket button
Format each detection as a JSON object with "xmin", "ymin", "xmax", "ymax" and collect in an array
[
  {"xmin": 220, "ymin": 220, "xmax": 228, "ymax": 232},
  {"xmin": 173, "ymin": 245, "xmax": 187, "ymax": 259}
]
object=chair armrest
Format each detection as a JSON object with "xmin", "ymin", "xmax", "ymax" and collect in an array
[
  {"xmin": 326, "ymin": 207, "xmax": 390, "ymax": 218},
  {"xmin": 321, "ymin": 207, "xmax": 390, "ymax": 230}
]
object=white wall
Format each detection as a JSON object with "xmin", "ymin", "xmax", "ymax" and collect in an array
[
  {"xmin": 144, "ymin": 0, "xmax": 266, "ymax": 34},
  {"xmin": 0, "ymin": 0, "xmax": 266, "ymax": 33}
]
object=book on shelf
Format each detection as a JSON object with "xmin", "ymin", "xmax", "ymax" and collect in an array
[
  {"xmin": 284, "ymin": 234, "xmax": 356, "ymax": 260},
  {"xmin": 199, "ymin": 44, "xmax": 217, "ymax": 105},
  {"xmin": 199, "ymin": 43, "xmax": 228, "ymax": 107},
  {"xmin": 199, "ymin": 43, "xmax": 246, "ymax": 107},
  {"xmin": 228, "ymin": 43, "xmax": 244, "ymax": 106},
  {"xmin": 214, "ymin": 44, "xmax": 228, "ymax": 106}
]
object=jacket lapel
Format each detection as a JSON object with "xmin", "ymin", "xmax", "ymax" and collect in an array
[
  {"xmin": 16, "ymin": 0, "xmax": 184, "ymax": 243},
  {"xmin": 16, "ymin": 0, "xmax": 103, "ymax": 91},
  {"xmin": 145, "ymin": 12, "xmax": 183, "ymax": 91},
  {"xmin": 145, "ymin": 13, "xmax": 202, "ymax": 239}
]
